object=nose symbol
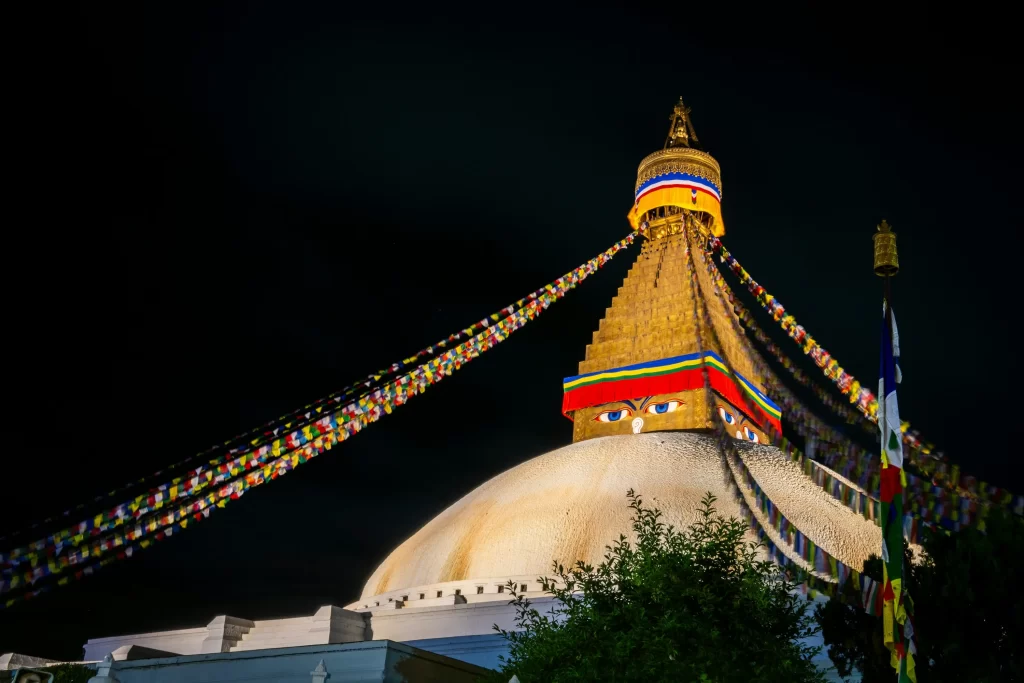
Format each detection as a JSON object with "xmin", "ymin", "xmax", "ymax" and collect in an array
[{"xmin": 632, "ymin": 417, "xmax": 644, "ymax": 434}]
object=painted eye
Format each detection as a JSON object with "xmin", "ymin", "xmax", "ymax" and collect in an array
[
  {"xmin": 595, "ymin": 408, "xmax": 633, "ymax": 423},
  {"xmin": 743, "ymin": 427, "xmax": 760, "ymax": 443},
  {"xmin": 646, "ymin": 400, "xmax": 683, "ymax": 415},
  {"xmin": 717, "ymin": 407, "xmax": 736, "ymax": 425}
]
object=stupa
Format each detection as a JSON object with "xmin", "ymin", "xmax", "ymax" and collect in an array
[
  {"xmin": 352, "ymin": 98, "xmax": 879, "ymax": 606},
  {"xmin": 67, "ymin": 101, "xmax": 879, "ymax": 680}
]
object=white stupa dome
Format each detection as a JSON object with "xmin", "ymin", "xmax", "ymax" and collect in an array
[{"xmin": 356, "ymin": 432, "xmax": 880, "ymax": 604}]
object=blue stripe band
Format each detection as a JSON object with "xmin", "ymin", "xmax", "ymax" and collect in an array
[
  {"xmin": 563, "ymin": 351, "xmax": 780, "ymax": 415},
  {"xmin": 635, "ymin": 171, "xmax": 721, "ymax": 199}
]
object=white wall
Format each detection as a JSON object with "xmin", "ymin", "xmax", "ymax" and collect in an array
[{"xmin": 92, "ymin": 641, "xmax": 488, "ymax": 683}]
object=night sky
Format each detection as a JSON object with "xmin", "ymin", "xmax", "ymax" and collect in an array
[{"xmin": 2, "ymin": 3, "xmax": 1020, "ymax": 661}]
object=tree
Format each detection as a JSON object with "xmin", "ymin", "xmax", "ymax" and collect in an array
[
  {"xmin": 813, "ymin": 553, "xmax": 904, "ymax": 682},
  {"xmin": 46, "ymin": 664, "xmax": 93, "ymax": 683},
  {"xmin": 490, "ymin": 491, "xmax": 825, "ymax": 683},
  {"xmin": 2, "ymin": 664, "xmax": 93, "ymax": 683},
  {"xmin": 817, "ymin": 507, "xmax": 1024, "ymax": 682}
]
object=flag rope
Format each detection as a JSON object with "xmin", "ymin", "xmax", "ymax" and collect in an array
[
  {"xmin": 701, "ymin": 239, "xmax": 978, "ymax": 540},
  {"xmin": 691, "ymin": 234, "xmax": 887, "ymax": 523},
  {"xmin": 0, "ymin": 231, "xmax": 641, "ymax": 600},
  {"xmin": 736, "ymin": 306, "xmax": 869, "ymax": 429},
  {"xmin": 708, "ymin": 234, "xmax": 1022, "ymax": 523},
  {"xmin": 1, "ymin": 238, "xmax": 643, "ymax": 545},
  {"xmin": 683, "ymin": 225, "xmax": 854, "ymax": 591}
]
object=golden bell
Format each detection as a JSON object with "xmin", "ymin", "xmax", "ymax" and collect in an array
[{"xmin": 873, "ymin": 220, "xmax": 899, "ymax": 277}]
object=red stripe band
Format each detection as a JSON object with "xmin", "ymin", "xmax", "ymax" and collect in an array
[{"xmin": 562, "ymin": 366, "xmax": 782, "ymax": 434}]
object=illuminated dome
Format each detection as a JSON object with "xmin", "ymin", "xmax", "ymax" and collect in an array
[{"xmin": 358, "ymin": 432, "xmax": 880, "ymax": 602}]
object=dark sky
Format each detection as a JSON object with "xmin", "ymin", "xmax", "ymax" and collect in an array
[{"xmin": 2, "ymin": 2, "xmax": 1020, "ymax": 660}]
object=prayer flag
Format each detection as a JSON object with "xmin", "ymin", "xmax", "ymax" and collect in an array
[{"xmin": 879, "ymin": 299, "xmax": 915, "ymax": 682}]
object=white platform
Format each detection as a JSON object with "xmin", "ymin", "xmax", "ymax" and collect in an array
[
  {"xmin": 77, "ymin": 591, "xmax": 854, "ymax": 680},
  {"xmin": 81, "ymin": 593, "xmax": 546, "ymax": 670},
  {"xmin": 83, "ymin": 640, "xmax": 489, "ymax": 683}
]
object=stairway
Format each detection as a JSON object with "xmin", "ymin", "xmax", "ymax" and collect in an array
[
  {"xmin": 231, "ymin": 616, "xmax": 320, "ymax": 651},
  {"xmin": 228, "ymin": 607, "xmax": 368, "ymax": 652}
]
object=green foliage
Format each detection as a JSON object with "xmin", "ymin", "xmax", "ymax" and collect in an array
[
  {"xmin": 0, "ymin": 664, "xmax": 93, "ymax": 683},
  {"xmin": 817, "ymin": 507, "xmax": 1024, "ymax": 682},
  {"xmin": 489, "ymin": 491, "xmax": 825, "ymax": 683},
  {"xmin": 1, "ymin": 665, "xmax": 90, "ymax": 683},
  {"xmin": 814, "ymin": 553, "xmax": 902, "ymax": 682},
  {"xmin": 45, "ymin": 664, "xmax": 94, "ymax": 683}
]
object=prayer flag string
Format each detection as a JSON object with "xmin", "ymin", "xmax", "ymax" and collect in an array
[
  {"xmin": 706, "ymin": 234, "xmax": 1022, "ymax": 525},
  {"xmin": 0, "ymin": 235, "xmax": 643, "ymax": 545},
  {"xmin": 0, "ymin": 232, "xmax": 640, "ymax": 605},
  {"xmin": 689, "ymin": 233, "xmax": 893, "ymax": 526},
  {"xmin": 682, "ymin": 225, "xmax": 853, "ymax": 594},
  {"xmin": 699, "ymin": 229, "xmax": 1007, "ymax": 544}
]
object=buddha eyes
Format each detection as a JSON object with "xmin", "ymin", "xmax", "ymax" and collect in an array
[
  {"xmin": 645, "ymin": 400, "xmax": 683, "ymax": 415},
  {"xmin": 716, "ymin": 406, "xmax": 761, "ymax": 442},
  {"xmin": 595, "ymin": 408, "xmax": 633, "ymax": 423},
  {"xmin": 594, "ymin": 399, "xmax": 685, "ymax": 423}
]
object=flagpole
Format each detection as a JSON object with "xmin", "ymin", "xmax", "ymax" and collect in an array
[
  {"xmin": 885, "ymin": 274, "xmax": 893, "ymax": 337},
  {"xmin": 873, "ymin": 219, "xmax": 915, "ymax": 682}
]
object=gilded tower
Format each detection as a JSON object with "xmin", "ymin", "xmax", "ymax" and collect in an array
[
  {"xmin": 562, "ymin": 99, "xmax": 782, "ymax": 443},
  {"xmin": 357, "ymin": 99, "xmax": 879, "ymax": 608}
]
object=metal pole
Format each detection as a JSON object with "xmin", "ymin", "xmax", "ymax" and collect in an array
[{"xmin": 885, "ymin": 275, "xmax": 893, "ymax": 333}]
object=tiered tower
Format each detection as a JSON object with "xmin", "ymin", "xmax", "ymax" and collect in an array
[
  {"xmin": 563, "ymin": 98, "xmax": 781, "ymax": 443},
  {"xmin": 351, "ymin": 99, "xmax": 877, "ymax": 608}
]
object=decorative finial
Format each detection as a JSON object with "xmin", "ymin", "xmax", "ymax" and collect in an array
[
  {"xmin": 873, "ymin": 219, "xmax": 899, "ymax": 276},
  {"xmin": 88, "ymin": 653, "xmax": 118, "ymax": 682},
  {"xmin": 665, "ymin": 97, "xmax": 700, "ymax": 150},
  {"xmin": 310, "ymin": 659, "xmax": 329, "ymax": 682}
]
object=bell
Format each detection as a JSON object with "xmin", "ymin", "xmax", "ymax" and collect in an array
[{"xmin": 873, "ymin": 220, "xmax": 899, "ymax": 276}]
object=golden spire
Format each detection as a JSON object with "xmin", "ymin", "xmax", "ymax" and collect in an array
[
  {"xmin": 632, "ymin": 98, "xmax": 723, "ymax": 236},
  {"xmin": 570, "ymin": 101, "xmax": 770, "ymax": 443},
  {"xmin": 665, "ymin": 96, "xmax": 701, "ymax": 149}
]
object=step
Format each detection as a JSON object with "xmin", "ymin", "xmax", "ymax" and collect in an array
[
  {"xmin": 601, "ymin": 309, "xmax": 693, "ymax": 325},
  {"xmin": 597, "ymin": 318, "xmax": 695, "ymax": 336},
  {"xmin": 245, "ymin": 617, "xmax": 313, "ymax": 633},
  {"xmin": 232, "ymin": 634, "xmax": 325, "ymax": 652},
  {"xmin": 584, "ymin": 336, "xmax": 696, "ymax": 360},
  {"xmin": 591, "ymin": 330, "xmax": 697, "ymax": 349}
]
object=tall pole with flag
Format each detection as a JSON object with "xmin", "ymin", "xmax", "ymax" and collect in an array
[{"xmin": 873, "ymin": 220, "xmax": 916, "ymax": 682}]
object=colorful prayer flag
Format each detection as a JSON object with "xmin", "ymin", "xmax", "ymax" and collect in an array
[{"xmin": 879, "ymin": 300, "xmax": 916, "ymax": 682}]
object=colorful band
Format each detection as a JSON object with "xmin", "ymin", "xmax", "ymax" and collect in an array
[{"xmin": 562, "ymin": 351, "xmax": 781, "ymax": 432}]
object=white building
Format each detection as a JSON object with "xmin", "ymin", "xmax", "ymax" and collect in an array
[{"xmin": 0, "ymin": 433, "xmax": 871, "ymax": 681}]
